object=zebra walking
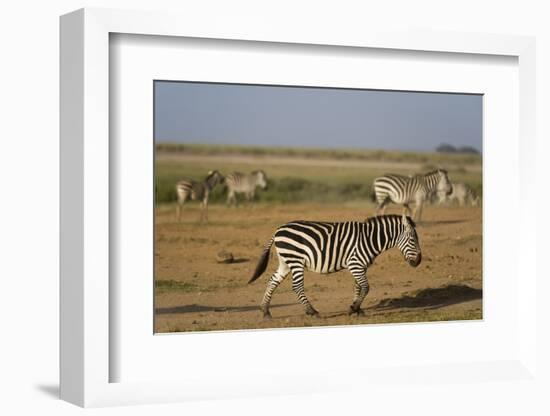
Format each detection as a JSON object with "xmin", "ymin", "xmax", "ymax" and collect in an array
[
  {"xmin": 175, "ymin": 170, "xmax": 224, "ymax": 222},
  {"xmin": 248, "ymin": 213, "xmax": 422, "ymax": 319},
  {"xmin": 373, "ymin": 169, "xmax": 452, "ymax": 221},
  {"xmin": 438, "ymin": 182, "xmax": 479, "ymax": 207},
  {"xmin": 225, "ymin": 170, "xmax": 268, "ymax": 205}
]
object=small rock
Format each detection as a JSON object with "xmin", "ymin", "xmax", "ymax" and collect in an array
[{"xmin": 216, "ymin": 250, "xmax": 234, "ymax": 264}]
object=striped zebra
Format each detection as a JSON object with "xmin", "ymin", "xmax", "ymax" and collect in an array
[
  {"xmin": 373, "ymin": 169, "xmax": 452, "ymax": 221},
  {"xmin": 438, "ymin": 182, "xmax": 479, "ymax": 207},
  {"xmin": 248, "ymin": 213, "xmax": 422, "ymax": 319},
  {"xmin": 225, "ymin": 170, "xmax": 268, "ymax": 205},
  {"xmin": 175, "ymin": 170, "xmax": 224, "ymax": 222}
]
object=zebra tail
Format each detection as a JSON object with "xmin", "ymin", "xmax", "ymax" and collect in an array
[{"xmin": 248, "ymin": 237, "xmax": 274, "ymax": 284}]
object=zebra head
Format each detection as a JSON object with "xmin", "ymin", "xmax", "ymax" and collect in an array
[
  {"xmin": 206, "ymin": 170, "xmax": 224, "ymax": 187},
  {"xmin": 253, "ymin": 170, "xmax": 268, "ymax": 190},
  {"xmin": 396, "ymin": 213, "xmax": 422, "ymax": 267},
  {"xmin": 436, "ymin": 169, "xmax": 452, "ymax": 196}
]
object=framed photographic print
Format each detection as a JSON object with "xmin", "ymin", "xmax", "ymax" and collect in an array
[
  {"xmin": 152, "ymin": 80, "xmax": 483, "ymax": 333},
  {"xmin": 60, "ymin": 8, "xmax": 538, "ymax": 408}
]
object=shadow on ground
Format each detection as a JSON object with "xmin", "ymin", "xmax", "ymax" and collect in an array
[
  {"xmin": 35, "ymin": 384, "xmax": 59, "ymax": 399},
  {"xmin": 372, "ymin": 284, "xmax": 482, "ymax": 310},
  {"xmin": 419, "ymin": 219, "xmax": 466, "ymax": 226},
  {"xmin": 156, "ymin": 302, "xmax": 293, "ymax": 315},
  {"xmin": 229, "ymin": 258, "xmax": 249, "ymax": 264}
]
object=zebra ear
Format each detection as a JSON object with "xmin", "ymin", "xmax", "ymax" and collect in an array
[{"xmin": 402, "ymin": 212, "xmax": 410, "ymax": 227}]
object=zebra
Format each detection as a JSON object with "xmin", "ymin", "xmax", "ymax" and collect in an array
[
  {"xmin": 175, "ymin": 170, "xmax": 224, "ymax": 222},
  {"xmin": 248, "ymin": 213, "xmax": 422, "ymax": 319},
  {"xmin": 225, "ymin": 170, "xmax": 268, "ymax": 205},
  {"xmin": 373, "ymin": 169, "xmax": 452, "ymax": 221},
  {"xmin": 437, "ymin": 182, "xmax": 479, "ymax": 207}
]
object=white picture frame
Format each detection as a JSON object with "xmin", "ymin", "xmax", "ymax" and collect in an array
[{"xmin": 60, "ymin": 8, "xmax": 538, "ymax": 408}]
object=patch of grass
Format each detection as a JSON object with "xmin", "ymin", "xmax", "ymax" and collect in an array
[
  {"xmin": 155, "ymin": 280, "xmax": 199, "ymax": 293},
  {"xmin": 365, "ymin": 308, "xmax": 482, "ymax": 324},
  {"xmin": 155, "ymin": 279, "xmax": 243, "ymax": 294},
  {"xmin": 155, "ymin": 143, "xmax": 482, "ymax": 204}
]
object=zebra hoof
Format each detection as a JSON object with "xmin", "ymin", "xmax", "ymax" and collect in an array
[
  {"xmin": 306, "ymin": 308, "xmax": 320, "ymax": 318},
  {"xmin": 348, "ymin": 306, "xmax": 365, "ymax": 316},
  {"xmin": 263, "ymin": 313, "xmax": 272, "ymax": 321}
]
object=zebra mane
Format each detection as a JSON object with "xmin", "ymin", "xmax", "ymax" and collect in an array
[
  {"xmin": 424, "ymin": 169, "xmax": 447, "ymax": 176},
  {"xmin": 206, "ymin": 169, "xmax": 220, "ymax": 177},
  {"xmin": 365, "ymin": 214, "xmax": 415, "ymax": 229},
  {"xmin": 205, "ymin": 170, "xmax": 223, "ymax": 185}
]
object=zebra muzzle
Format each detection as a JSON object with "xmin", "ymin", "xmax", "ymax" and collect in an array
[{"xmin": 408, "ymin": 252, "xmax": 422, "ymax": 267}]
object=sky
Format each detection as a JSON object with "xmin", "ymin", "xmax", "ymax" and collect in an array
[{"xmin": 154, "ymin": 81, "xmax": 482, "ymax": 153}]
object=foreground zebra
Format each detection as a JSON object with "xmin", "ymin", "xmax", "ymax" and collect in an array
[
  {"xmin": 225, "ymin": 170, "xmax": 268, "ymax": 205},
  {"xmin": 373, "ymin": 169, "xmax": 452, "ymax": 221},
  {"xmin": 437, "ymin": 182, "xmax": 479, "ymax": 207},
  {"xmin": 175, "ymin": 170, "xmax": 224, "ymax": 222},
  {"xmin": 248, "ymin": 214, "xmax": 422, "ymax": 319}
]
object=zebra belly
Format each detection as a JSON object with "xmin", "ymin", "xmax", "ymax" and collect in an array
[
  {"xmin": 278, "ymin": 252, "xmax": 344, "ymax": 274},
  {"xmin": 306, "ymin": 264, "xmax": 345, "ymax": 274}
]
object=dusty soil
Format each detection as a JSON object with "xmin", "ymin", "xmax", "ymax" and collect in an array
[{"xmin": 154, "ymin": 202, "xmax": 482, "ymax": 333}]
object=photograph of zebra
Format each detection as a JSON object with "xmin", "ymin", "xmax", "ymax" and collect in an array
[
  {"xmin": 225, "ymin": 170, "xmax": 268, "ymax": 206},
  {"xmin": 249, "ymin": 214, "xmax": 422, "ymax": 319},
  {"xmin": 154, "ymin": 80, "xmax": 482, "ymax": 333},
  {"xmin": 175, "ymin": 170, "xmax": 224, "ymax": 222},
  {"xmin": 373, "ymin": 169, "xmax": 452, "ymax": 221}
]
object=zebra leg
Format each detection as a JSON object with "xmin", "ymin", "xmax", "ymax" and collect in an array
[
  {"xmin": 348, "ymin": 269, "xmax": 369, "ymax": 316},
  {"xmin": 376, "ymin": 197, "xmax": 389, "ymax": 216},
  {"xmin": 350, "ymin": 282, "xmax": 362, "ymax": 314},
  {"xmin": 176, "ymin": 194, "xmax": 187, "ymax": 222},
  {"xmin": 199, "ymin": 199, "xmax": 208, "ymax": 222},
  {"xmin": 204, "ymin": 199, "xmax": 209, "ymax": 223},
  {"xmin": 289, "ymin": 265, "xmax": 319, "ymax": 317},
  {"xmin": 260, "ymin": 259, "xmax": 290, "ymax": 319},
  {"xmin": 226, "ymin": 190, "xmax": 235, "ymax": 207},
  {"xmin": 201, "ymin": 194, "xmax": 209, "ymax": 223},
  {"xmin": 413, "ymin": 198, "xmax": 424, "ymax": 222}
]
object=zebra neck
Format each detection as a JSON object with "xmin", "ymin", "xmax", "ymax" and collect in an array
[
  {"xmin": 204, "ymin": 176, "xmax": 218, "ymax": 190},
  {"xmin": 361, "ymin": 221, "xmax": 399, "ymax": 261},
  {"xmin": 423, "ymin": 172, "xmax": 439, "ymax": 191}
]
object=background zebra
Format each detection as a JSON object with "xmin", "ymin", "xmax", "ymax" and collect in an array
[
  {"xmin": 225, "ymin": 170, "xmax": 268, "ymax": 205},
  {"xmin": 248, "ymin": 213, "xmax": 422, "ymax": 319},
  {"xmin": 437, "ymin": 182, "xmax": 479, "ymax": 207},
  {"xmin": 175, "ymin": 170, "xmax": 224, "ymax": 222},
  {"xmin": 373, "ymin": 169, "xmax": 452, "ymax": 221}
]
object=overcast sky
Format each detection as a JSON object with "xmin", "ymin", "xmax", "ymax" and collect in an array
[{"xmin": 154, "ymin": 81, "xmax": 482, "ymax": 153}]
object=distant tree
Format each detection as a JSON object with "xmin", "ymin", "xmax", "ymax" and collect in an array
[
  {"xmin": 436, "ymin": 143, "xmax": 457, "ymax": 153},
  {"xmin": 458, "ymin": 146, "xmax": 480, "ymax": 154}
]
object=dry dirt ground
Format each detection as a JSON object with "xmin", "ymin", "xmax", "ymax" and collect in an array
[{"xmin": 154, "ymin": 202, "xmax": 482, "ymax": 333}]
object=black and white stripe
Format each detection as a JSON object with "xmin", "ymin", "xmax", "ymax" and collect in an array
[
  {"xmin": 175, "ymin": 170, "xmax": 224, "ymax": 222},
  {"xmin": 373, "ymin": 169, "xmax": 452, "ymax": 221},
  {"xmin": 248, "ymin": 213, "xmax": 422, "ymax": 318},
  {"xmin": 225, "ymin": 170, "xmax": 268, "ymax": 205}
]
